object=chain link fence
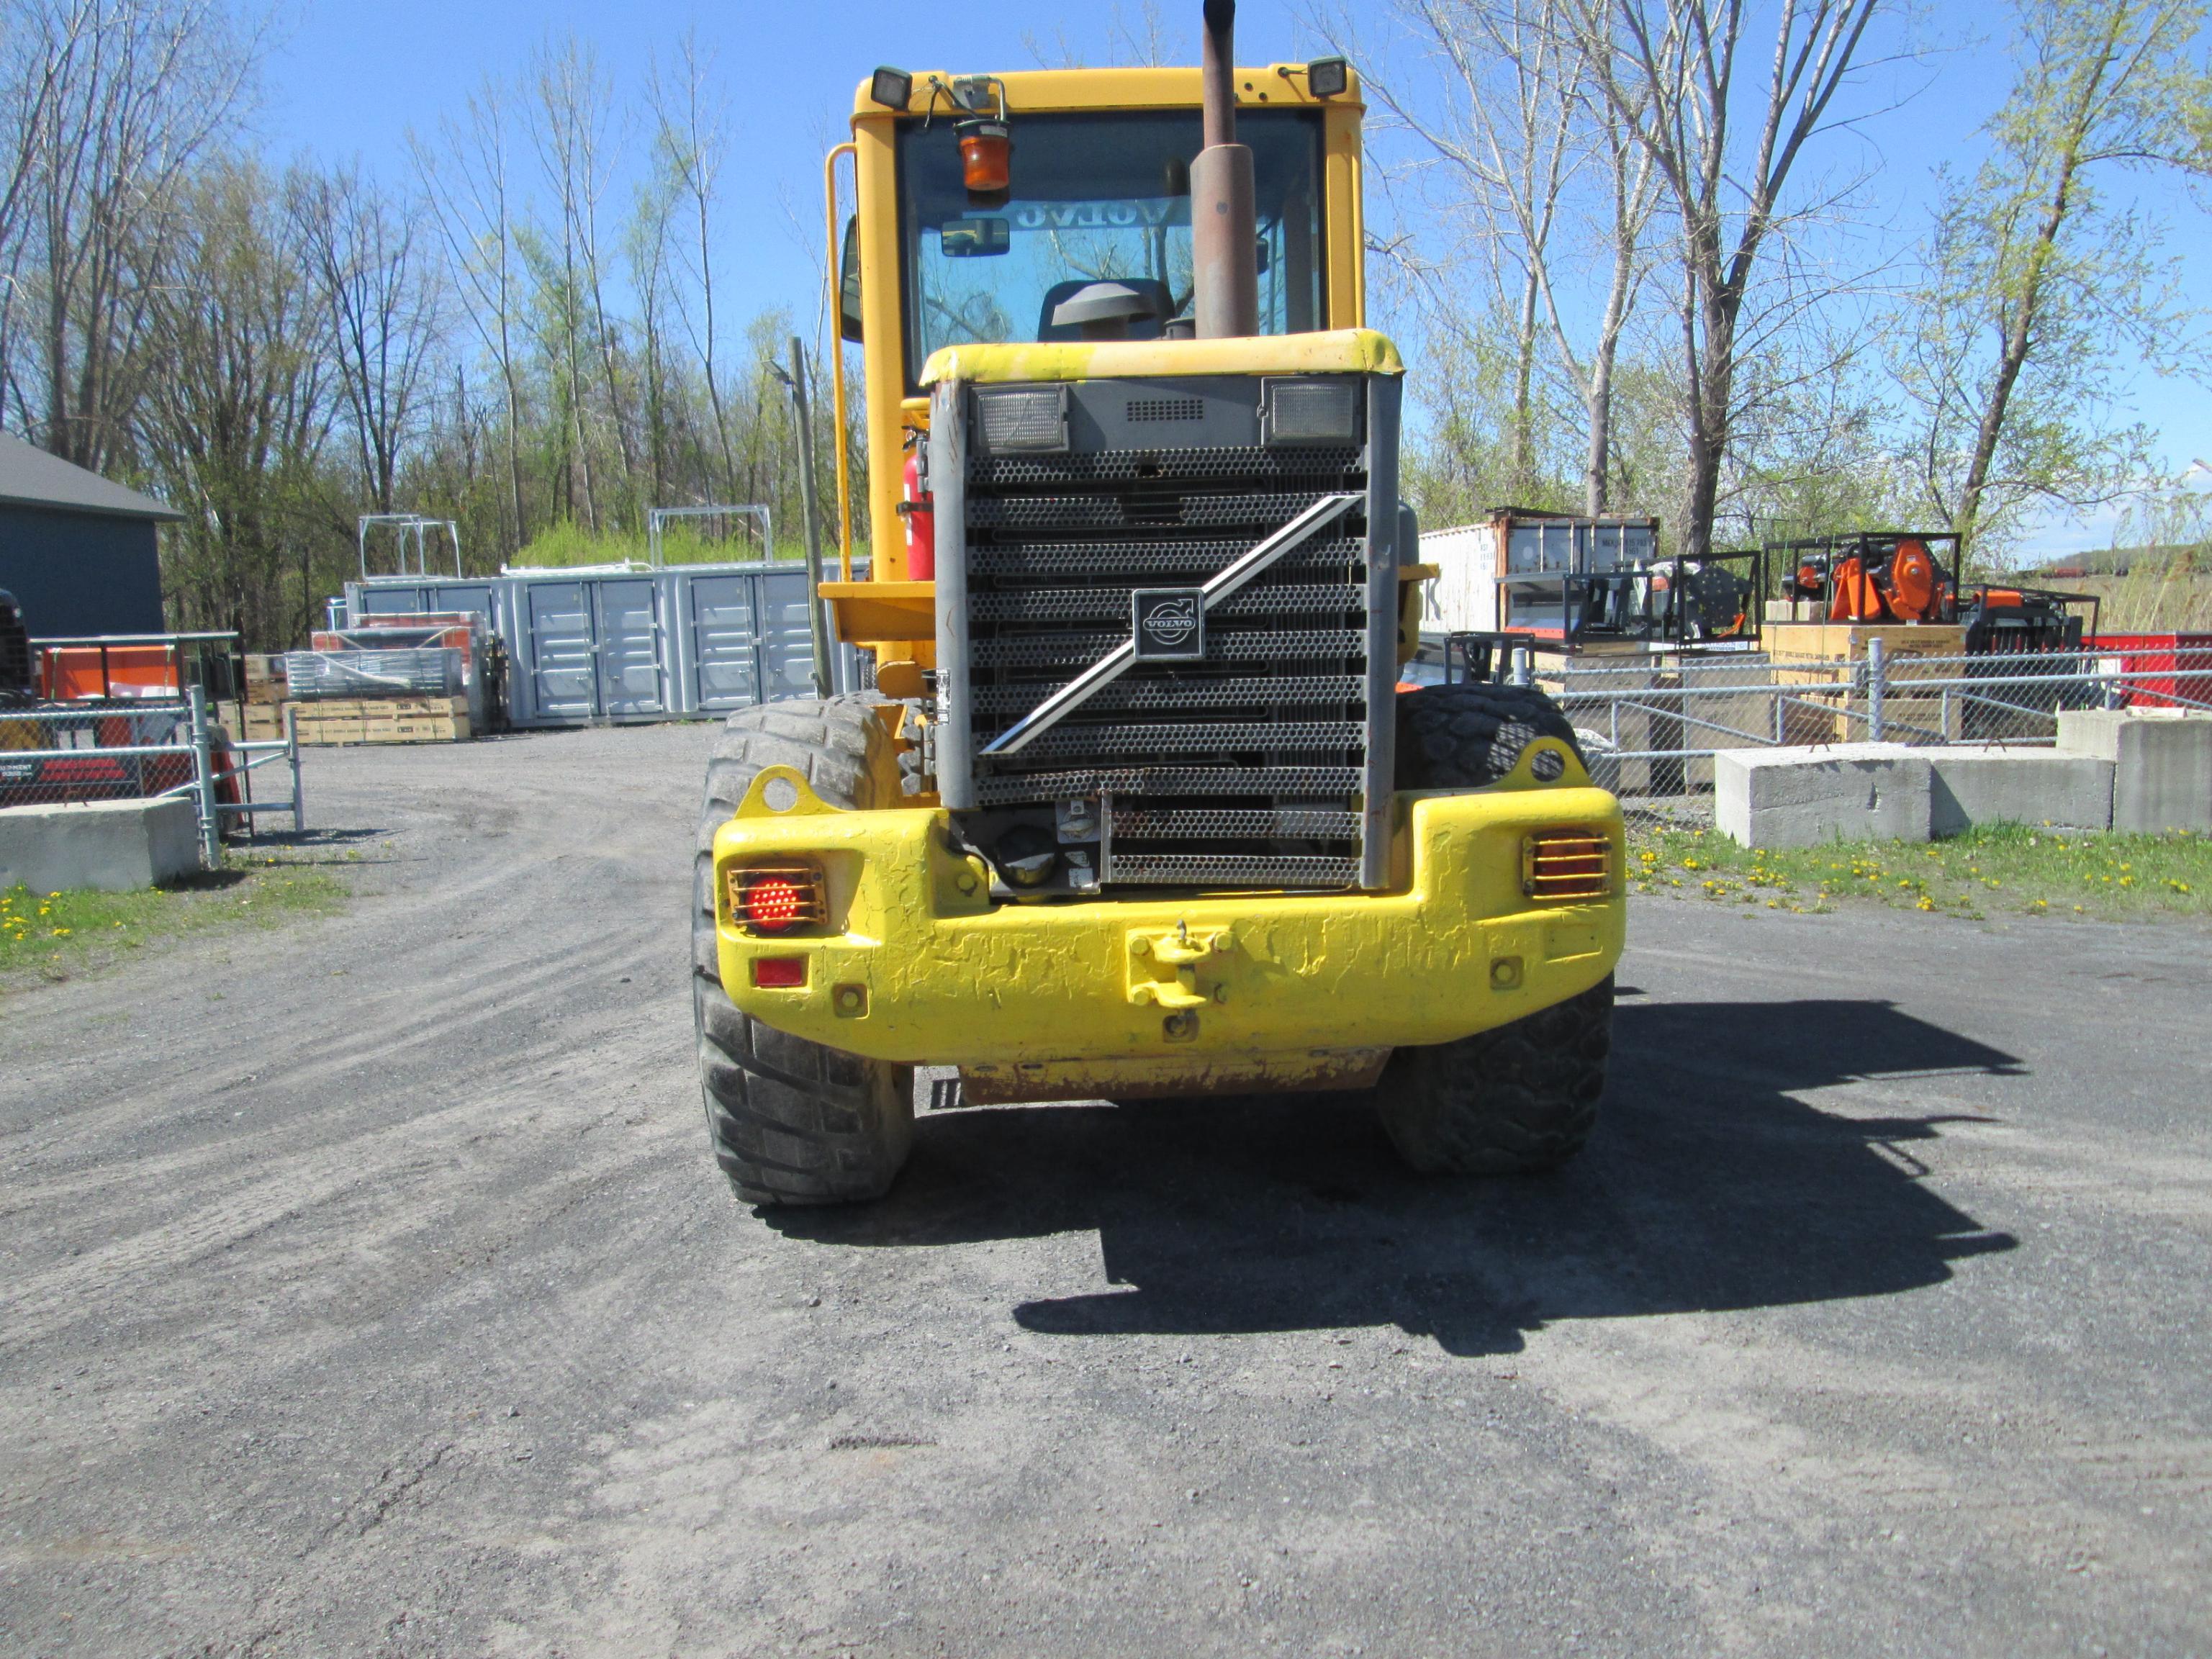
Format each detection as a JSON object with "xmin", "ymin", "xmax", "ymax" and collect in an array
[
  {"xmin": 1, "ymin": 689, "xmax": 304, "ymax": 867},
  {"xmin": 1538, "ymin": 642, "xmax": 2212, "ymax": 806}
]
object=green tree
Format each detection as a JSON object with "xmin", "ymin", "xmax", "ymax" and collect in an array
[
  {"xmin": 1896, "ymin": 0, "xmax": 2212, "ymax": 555},
  {"xmin": 136, "ymin": 159, "xmax": 341, "ymax": 648}
]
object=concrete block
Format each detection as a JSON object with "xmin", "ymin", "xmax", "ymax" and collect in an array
[
  {"xmin": 2057, "ymin": 710, "xmax": 2212, "ymax": 832},
  {"xmin": 1715, "ymin": 743, "xmax": 1931, "ymax": 849},
  {"xmin": 1928, "ymin": 746, "xmax": 2114, "ymax": 836},
  {"xmin": 0, "ymin": 797, "xmax": 202, "ymax": 892}
]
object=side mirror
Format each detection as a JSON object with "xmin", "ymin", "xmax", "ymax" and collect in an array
[
  {"xmin": 940, "ymin": 217, "xmax": 1011, "ymax": 258},
  {"xmin": 839, "ymin": 215, "xmax": 863, "ymax": 343}
]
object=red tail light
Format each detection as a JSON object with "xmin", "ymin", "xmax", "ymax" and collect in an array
[
  {"xmin": 752, "ymin": 957, "xmax": 806, "ymax": 988},
  {"xmin": 728, "ymin": 864, "xmax": 827, "ymax": 934}
]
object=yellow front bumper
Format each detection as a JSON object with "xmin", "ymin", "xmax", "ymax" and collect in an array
[{"xmin": 712, "ymin": 761, "xmax": 1625, "ymax": 1071}]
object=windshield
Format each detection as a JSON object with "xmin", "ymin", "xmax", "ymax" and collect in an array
[{"xmin": 896, "ymin": 109, "xmax": 1326, "ymax": 387}]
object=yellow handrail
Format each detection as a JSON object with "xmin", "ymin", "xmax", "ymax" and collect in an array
[{"xmin": 824, "ymin": 141, "xmax": 858, "ymax": 582}]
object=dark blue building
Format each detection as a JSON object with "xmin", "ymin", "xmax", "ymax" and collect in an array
[{"xmin": 0, "ymin": 432, "xmax": 180, "ymax": 638}]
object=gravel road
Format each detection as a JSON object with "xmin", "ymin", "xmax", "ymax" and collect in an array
[{"xmin": 3, "ymin": 723, "xmax": 2208, "ymax": 1658}]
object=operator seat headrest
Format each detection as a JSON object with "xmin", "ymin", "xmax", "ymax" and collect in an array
[{"xmin": 1039, "ymin": 278, "xmax": 1174, "ymax": 343}]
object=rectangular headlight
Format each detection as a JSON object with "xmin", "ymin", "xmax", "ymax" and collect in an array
[
  {"xmin": 974, "ymin": 385, "xmax": 1069, "ymax": 453},
  {"xmin": 1261, "ymin": 377, "xmax": 1361, "ymax": 446}
]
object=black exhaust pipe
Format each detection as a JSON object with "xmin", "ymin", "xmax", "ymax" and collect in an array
[{"xmin": 1191, "ymin": 0, "xmax": 1258, "ymax": 339}]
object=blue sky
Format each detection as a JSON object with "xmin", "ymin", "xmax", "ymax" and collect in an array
[{"xmin": 253, "ymin": 0, "xmax": 2210, "ymax": 553}]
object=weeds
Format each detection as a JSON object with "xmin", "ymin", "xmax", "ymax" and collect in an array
[
  {"xmin": 1627, "ymin": 821, "xmax": 2211, "ymax": 921},
  {"xmin": 1, "ymin": 858, "xmax": 347, "ymax": 990}
]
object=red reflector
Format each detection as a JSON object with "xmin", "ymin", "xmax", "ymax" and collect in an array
[{"xmin": 752, "ymin": 957, "xmax": 806, "ymax": 988}]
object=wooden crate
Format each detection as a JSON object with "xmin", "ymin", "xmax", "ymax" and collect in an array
[
  {"xmin": 386, "ymin": 715, "xmax": 471, "ymax": 743},
  {"xmin": 1764, "ymin": 620, "xmax": 1966, "ymax": 666},
  {"xmin": 242, "ymin": 654, "xmax": 289, "ymax": 705},
  {"xmin": 281, "ymin": 695, "xmax": 473, "ymax": 746},
  {"xmin": 293, "ymin": 714, "xmax": 367, "ymax": 746}
]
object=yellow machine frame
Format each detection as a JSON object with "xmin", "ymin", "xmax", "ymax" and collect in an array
[
  {"xmin": 714, "ymin": 738, "xmax": 1621, "ymax": 1096},
  {"xmin": 708, "ymin": 60, "xmax": 1626, "ymax": 1101}
]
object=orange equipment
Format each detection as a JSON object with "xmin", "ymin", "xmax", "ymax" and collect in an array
[
  {"xmin": 1827, "ymin": 556, "xmax": 1884, "ymax": 622},
  {"xmin": 1885, "ymin": 538, "xmax": 1941, "ymax": 622},
  {"xmin": 1821, "ymin": 537, "xmax": 1954, "ymax": 625},
  {"xmin": 40, "ymin": 641, "xmax": 185, "ymax": 700}
]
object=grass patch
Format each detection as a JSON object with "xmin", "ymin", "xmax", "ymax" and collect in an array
[
  {"xmin": 1627, "ymin": 821, "xmax": 2212, "ymax": 921},
  {"xmin": 1, "ymin": 856, "xmax": 348, "ymax": 991},
  {"xmin": 510, "ymin": 517, "xmax": 800, "ymax": 569}
]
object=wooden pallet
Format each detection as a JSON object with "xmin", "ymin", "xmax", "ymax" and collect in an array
[
  {"xmin": 248, "ymin": 697, "xmax": 472, "ymax": 746},
  {"xmin": 1764, "ymin": 620, "xmax": 1967, "ymax": 664}
]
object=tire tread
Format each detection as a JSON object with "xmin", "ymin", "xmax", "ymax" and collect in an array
[{"xmin": 692, "ymin": 695, "xmax": 913, "ymax": 1206}]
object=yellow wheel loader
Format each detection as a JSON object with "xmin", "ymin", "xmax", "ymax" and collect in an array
[{"xmin": 692, "ymin": 1, "xmax": 1624, "ymax": 1205}]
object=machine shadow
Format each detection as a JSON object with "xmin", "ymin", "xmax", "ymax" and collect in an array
[{"xmin": 769, "ymin": 998, "xmax": 2023, "ymax": 1355}]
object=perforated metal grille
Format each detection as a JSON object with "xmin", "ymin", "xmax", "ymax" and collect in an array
[
  {"xmin": 969, "ymin": 534, "xmax": 1360, "ymax": 580},
  {"xmin": 970, "ymin": 583, "xmax": 1361, "ymax": 625},
  {"xmin": 960, "ymin": 415, "xmax": 1372, "ymax": 890},
  {"xmin": 972, "ymin": 627, "xmax": 1366, "ymax": 670},
  {"xmin": 970, "ymin": 445, "xmax": 1359, "ymax": 488},
  {"xmin": 972, "ymin": 764, "xmax": 1364, "ymax": 805},
  {"xmin": 1111, "ymin": 806, "xmax": 1363, "ymax": 839},
  {"xmin": 1128, "ymin": 397, "xmax": 1204, "ymax": 422},
  {"xmin": 970, "ymin": 674, "xmax": 1365, "ymax": 717},
  {"xmin": 970, "ymin": 490, "xmax": 1337, "ymax": 532},
  {"xmin": 1011, "ymin": 720, "xmax": 1364, "ymax": 761},
  {"xmin": 1108, "ymin": 852, "xmax": 1362, "ymax": 886}
]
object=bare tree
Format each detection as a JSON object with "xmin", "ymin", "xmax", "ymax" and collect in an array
[
  {"xmin": 1571, "ymin": 0, "xmax": 1884, "ymax": 556},
  {"xmin": 14, "ymin": 0, "xmax": 256, "ymax": 470},
  {"xmin": 646, "ymin": 30, "xmax": 738, "ymax": 500},
  {"xmin": 1558, "ymin": 90, "xmax": 1663, "ymax": 512},
  {"xmin": 626, "ymin": 156, "xmax": 677, "ymax": 510},
  {"xmin": 524, "ymin": 36, "xmax": 639, "ymax": 530},
  {"xmin": 0, "ymin": 0, "xmax": 92, "ymax": 417},
  {"xmin": 1363, "ymin": 0, "xmax": 1664, "ymax": 512},
  {"xmin": 137, "ymin": 158, "xmax": 336, "ymax": 646},
  {"xmin": 292, "ymin": 166, "xmax": 443, "ymax": 515},
  {"xmin": 412, "ymin": 84, "xmax": 532, "ymax": 548}
]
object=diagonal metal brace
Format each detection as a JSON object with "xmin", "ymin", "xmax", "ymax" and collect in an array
[{"xmin": 982, "ymin": 491, "xmax": 1363, "ymax": 757}]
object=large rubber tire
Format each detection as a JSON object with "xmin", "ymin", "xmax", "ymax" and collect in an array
[
  {"xmin": 1396, "ymin": 679, "xmax": 1583, "ymax": 789},
  {"xmin": 1375, "ymin": 682, "xmax": 1612, "ymax": 1175},
  {"xmin": 692, "ymin": 696, "xmax": 915, "ymax": 1206},
  {"xmin": 1373, "ymin": 975, "xmax": 1614, "ymax": 1174}
]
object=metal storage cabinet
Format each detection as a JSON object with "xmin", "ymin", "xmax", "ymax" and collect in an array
[{"xmin": 342, "ymin": 561, "xmax": 857, "ymax": 729}]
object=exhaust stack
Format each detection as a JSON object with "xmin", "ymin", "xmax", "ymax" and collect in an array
[{"xmin": 1191, "ymin": 0, "xmax": 1258, "ymax": 339}]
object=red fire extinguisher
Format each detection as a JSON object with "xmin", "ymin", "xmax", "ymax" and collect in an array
[{"xmin": 900, "ymin": 445, "xmax": 935, "ymax": 580}]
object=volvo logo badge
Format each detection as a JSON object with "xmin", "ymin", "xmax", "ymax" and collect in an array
[{"xmin": 1132, "ymin": 589, "xmax": 1205, "ymax": 660}]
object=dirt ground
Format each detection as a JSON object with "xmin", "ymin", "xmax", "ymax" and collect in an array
[{"xmin": 3, "ymin": 722, "xmax": 2208, "ymax": 1658}]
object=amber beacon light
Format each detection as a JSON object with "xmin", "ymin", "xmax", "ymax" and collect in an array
[{"xmin": 957, "ymin": 118, "xmax": 1011, "ymax": 195}]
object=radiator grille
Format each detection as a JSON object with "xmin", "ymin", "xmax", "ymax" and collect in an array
[{"xmin": 960, "ymin": 429, "xmax": 1371, "ymax": 890}]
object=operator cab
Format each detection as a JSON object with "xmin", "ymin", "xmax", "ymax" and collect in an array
[{"xmin": 889, "ymin": 104, "xmax": 1330, "ymax": 385}]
